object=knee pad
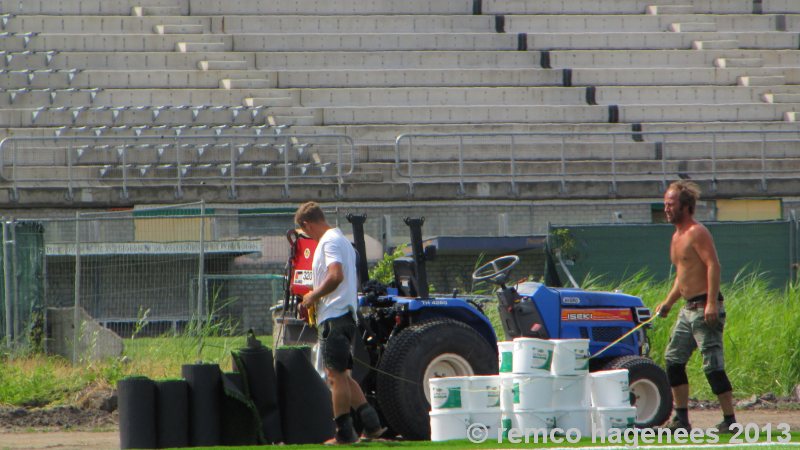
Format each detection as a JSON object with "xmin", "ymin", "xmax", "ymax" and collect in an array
[
  {"xmin": 666, "ymin": 363, "xmax": 689, "ymax": 387},
  {"xmin": 705, "ymin": 370, "xmax": 732, "ymax": 395}
]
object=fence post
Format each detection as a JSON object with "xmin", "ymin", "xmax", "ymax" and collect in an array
[
  {"xmin": 73, "ymin": 211, "xmax": 81, "ymax": 364},
  {"xmin": 11, "ymin": 220, "xmax": 18, "ymax": 341},
  {"xmin": 197, "ymin": 201, "xmax": 206, "ymax": 321},
  {"xmin": 3, "ymin": 220, "xmax": 11, "ymax": 346}
]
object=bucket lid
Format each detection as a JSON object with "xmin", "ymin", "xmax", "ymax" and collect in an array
[
  {"xmin": 429, "ymin": 409, "xmax": 470, "ymax": 417},
  {"xmin": 429, "ymin": 376, "xmax": 470, "ymax": 384},
  {"xmin": 594, "ymin": 406, "xmax": 637, "ymax": 412},
  {"xmin": 590, "ymin": 369, "xmax": 629, "ymax": 378}
]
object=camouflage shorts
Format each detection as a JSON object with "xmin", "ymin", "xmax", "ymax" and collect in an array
[{"xmin": 664, "ymin": 304, "xmax": 726, "ymax": 373}]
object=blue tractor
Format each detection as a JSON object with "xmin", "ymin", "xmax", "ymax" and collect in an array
[{"xmin": 276, "ymin": 216, "xmax": 671, "ymax": 440}]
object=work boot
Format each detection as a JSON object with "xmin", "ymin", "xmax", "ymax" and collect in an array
[
  {"xmin": 664, "ymin": 415, "xmax": 692, "ymax": 432},
  {"xmin": 325, "ymin": 414, "xmax": 359, "ymax": 445},
  {"xmin": 713, "ymin": 420, "xmax": 737, "ymax": 434},
  {"xmin": 356, "ymin": 403, "xmax": 388, "ymax": 440}
]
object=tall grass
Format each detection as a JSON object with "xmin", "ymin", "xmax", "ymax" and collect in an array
[{"xmin": 582, "ymin": 269, "xmax": 800, "ymax": 400}]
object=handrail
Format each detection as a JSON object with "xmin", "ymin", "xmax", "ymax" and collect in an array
[
  {"xmin": 394, "ymin": 130, "xmax": 800, "ymax": 195},
  {"xmin": 0, "ymin": 134, "xmax": 355, "ymax": 201}
]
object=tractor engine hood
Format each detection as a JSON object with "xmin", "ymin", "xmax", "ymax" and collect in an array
[{"xmin": 556, "ymin": 288, "xmax": 644, "ymax": 308}]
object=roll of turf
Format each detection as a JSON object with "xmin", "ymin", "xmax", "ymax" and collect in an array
[
  {"xmin": 220, "ymin": 372, "xmax": 263, "ymax": 445},
  {"xmin": 233, "ymin": 334, "xmax": 283, "ymax": 444},
  {"xmin": 118, "ymin": 376, "xmax": 157, "ymax": 450},
  {"xmin": 155, "ymin": 379, "xmax": 189, "ymax": 449},
  {"xmin": 181, "ymin": 363, "xmax": 222, "ymax": 447},
  {"xmin": 275, "ymin": 346, "xmax": 335, "ymax": 444}
]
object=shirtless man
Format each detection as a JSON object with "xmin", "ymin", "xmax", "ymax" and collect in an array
[{"xmin": 657, "ymin": 180, "xmax": 736, "ymax": 432}]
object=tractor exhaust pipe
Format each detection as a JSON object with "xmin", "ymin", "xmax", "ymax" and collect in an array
[
  {"xmin": 404, "ymin": 217, "xmax": 429, "ymax": 299},
  {"xmin": 346, "ymin": 213, "xmax": 369, "ymax": 290}
]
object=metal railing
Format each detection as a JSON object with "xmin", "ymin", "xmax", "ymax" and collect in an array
[
  {"xmin": 395, "ymin": 130, "xmax": 800, "ymax": 195},
  {"xmin": 0, "ymin": 134, "xmax": 355, "ymax": 200}
]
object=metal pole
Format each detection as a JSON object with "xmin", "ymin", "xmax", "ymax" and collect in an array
[
  {"xmin": 11, "ymin": 221, "xmax": 19, "ymax": 341},
  {"xmin": 3, "ymin": 220, "xmax": 12, "ymax": 346},
  {"xmin": 197, "ymin": 201, "xmax": 206, "ymax": 321},
  {"xmin": 73, "ymin": 212, "xmax": 81, "ymax": 364}
]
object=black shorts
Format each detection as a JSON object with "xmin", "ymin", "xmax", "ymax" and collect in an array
[{"xmin": 318, "ymin": 313, "xmax": 356, "ymax": 373}]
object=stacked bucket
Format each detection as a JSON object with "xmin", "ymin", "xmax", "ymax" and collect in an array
[
  {"xmin": 503, "ymin": 337, "xmax": 637, "ymax": 439},
  {"xmin": 429, "ymin": 337, "xmax": 637, "ymax": 441},
  {"xmin": 428, "ymin": 374, "xmax": 503, "ymax": 441}
]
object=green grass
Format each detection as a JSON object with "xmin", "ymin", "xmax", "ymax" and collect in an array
[
  {"xmin": 0, "ymin": 334, "xmax": 272, "ymax": 407},
  {"xmin": 1, "ymin": 269, "xmax": 799, "ymax": 407}
]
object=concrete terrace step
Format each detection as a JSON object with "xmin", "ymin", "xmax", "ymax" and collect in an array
[
  {"xmin": 199, "ymin": 60, "xmax": 249, "ymax": 71},
  {"xmin": 669, "ymin": 23, "xmax": 717, "ymax": 32},
  {"xmin": 0, "ymin": 107, "xmax": 279, "ymax": 127},
  {"xmin": 132, "ymin": 6, "xmax": 184, "ymax": 17},
  {"xmin": 244, "ymin": 97, "xmax": 296, "ymax": 107},
  {"xmin": 293, "ymin": 86, "xmax": 788, "ymax": 107},
  {"xmin": 176, "ymin": 42, "xmax": 228, "ymax": 53},
  {"xmin": 154, "ymin": 24, "xmax": 205, "ymax": 35},
  {"xmin": 269, "ymin": 68, "xmax": 563, "ymax": 88},
  {"xmin": 0, "ymin": 70, "xmax": 277, "ymax": 89},
  {"xmin": 222, "ymin": 15, "xmax": 494, "ymax": 33},
  {"xmin": 738, "ymin": 75, "xmax": 786, "ymax": 86},
  {"xmin": 253, "ymin": 51, "xmax": 539, "ymax": 70},
  {"xmin": 220, "ymin": 78, "xmax": 272, "ymax": 89},
  {"xmin": 1, "ymin": 67, "xmax": 797, "ymax": 90},
  {"xmin": 647, "ymin": 5, "xmax": 695, "ymax": 15},
  {"xmin": 2, "ymin": 16, "xmax": 214, "ymax": 34},
  {"xmin": 504, "ymin": 14, "xmax": 800, "ymax": 33},
  {"xmin": 0, "ymin": 0, "xmax": 188, "ymax": 15},
  {"xmin": 524, "ymin": 32, "xmax": 796, "ymax": 51},
  {"xmin": 317, "ymin": 104, "xmax": 800, "ymax": 125},
  {"xmin": 762, "ymin": 93, "xmax": 800, "ymax": 103},
  {"xmin": 0, "ymin": 50, "xmax": 534, "ymax": 71},
  {"xmin": 0, "ymin": 52, "xmax": 251, "ymax": 71},
  {"xmin": 231, "ymin": 33, "xmax": 520, "ymax": 52},
  {"xmin": 714, "ymin": 57, "xmax": 764, "ymax": 68},
  {"xmin": 188, "ymin": 0, "xmax": 474, "ymax": 15},
  {"xmin": 692, "ymin": 40, "xmax": 740, "ymax": 50},
  {"xmin": 0, "ymin": 88, "xmax": 295, "ymax": 107},
  {"xmin": 548, "ymin": 49, "xmax": 800, "ymax": 68},
  {"xmin": 488, "ymin": 0, "xmax": 800, "ymax": 14},
  {"xmin": 5, "ymin": 34, "xmax": 233, "ymax": 52}
]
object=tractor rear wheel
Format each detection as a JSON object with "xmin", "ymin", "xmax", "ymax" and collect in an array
[
  {"xmin": 376, "ymin": 319, "xmax": 497, "ymax": 440},
  {"xmin": 603, "ymin": 355, "xmax": 672, "ymax": 427}
]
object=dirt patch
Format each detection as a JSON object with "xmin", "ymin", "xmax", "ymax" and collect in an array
[{"xmin": 0, "ymin": 406, "xmax": 117, "ymax": 432}]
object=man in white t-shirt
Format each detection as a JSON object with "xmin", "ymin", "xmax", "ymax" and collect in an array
[{"xmin": 295, "ymin": 202, "xmax": 386, "ymax": 444}]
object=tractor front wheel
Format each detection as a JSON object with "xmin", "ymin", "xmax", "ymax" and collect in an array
[
  {"xmin": 603, "ymin": 355, "xmax": 673, "ymax": 427},
  {"xmin": 375, "ymin": 319, "xmax": 497, "ymax": 440}
]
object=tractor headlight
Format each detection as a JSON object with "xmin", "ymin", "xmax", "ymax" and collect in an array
[{"xmin": 634, "ymin": 307, "xmax": 652, "ymax": 326}]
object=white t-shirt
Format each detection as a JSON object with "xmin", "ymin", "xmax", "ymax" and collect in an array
[{"xmin": 313, "ymin": 227, "xmax": 358, "ymax": 324}]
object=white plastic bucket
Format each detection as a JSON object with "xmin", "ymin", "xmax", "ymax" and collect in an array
[
  {"xmin": 552, "ymin": 375, "xmax": 589, "ymax": 409},
  {"xmin": 499, "ymin": 373, "xmax": 515, "ymax": 412},
  {"xmin": 590, "ymin": 369, "xmax": 630, "ymax": 408},
  {"xmin": 498, "ymin": 341, "xmax": 514, "ymax": 373},
  {"xmin": 555, "ymin": 408, "xmax": 592, "ymax": 436},
  {"xmin": 593, "ymin": 406, "xmax": 637, "ymax": 436},
  {"xmin": 429, "ymin": 376, "xmax": 469, "ymax": 411},
  {"xmin": 467, "ymin": 376, "xmax": 502, "ymax": 411},
  {"xmin": 514, "ymin": 409, "xmax": 556, "ymax": 437},
  {"xmin": 429, "ymin": 410, "xmax": 469, "ymax": 441},
  {"xmin": 512, "ymin": 338, "xmax": 555, "ymax": 375},
  {"xmin": 551, "ymin": 339, "xmax": 590, "ymax": 376},
  {"xmin": 512, "ymin": 374, "xmax": 554, "ymax": 411},
  {"xmin": 470, "ymin": 411, "xmax": 502, "ymax": 441}
]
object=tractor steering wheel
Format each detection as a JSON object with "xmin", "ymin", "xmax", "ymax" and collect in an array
[{"xmin": 471, "ymin": 255, "xmax": 520, "ymax": 282}]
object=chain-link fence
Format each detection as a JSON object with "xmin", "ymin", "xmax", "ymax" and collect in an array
[{"xmin": 0, "ymin": 203, "xmax": 302, "ymax": 359}]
